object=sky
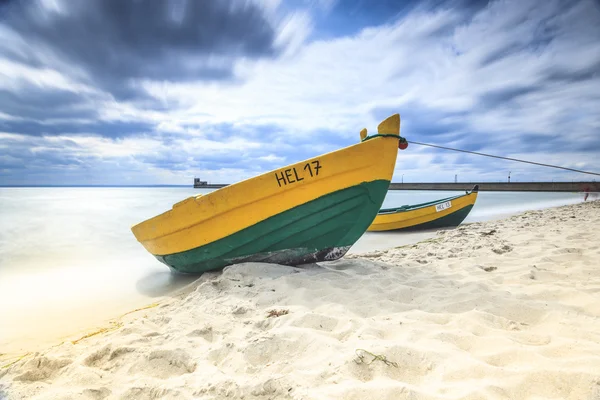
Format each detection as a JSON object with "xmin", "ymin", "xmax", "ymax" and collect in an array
[{"xmin": 0, "ymin": 0, "xmax": 599, "ymax": 186}]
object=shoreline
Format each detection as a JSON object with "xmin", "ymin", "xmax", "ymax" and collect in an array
[{"xmin": 2, "ymin": 199, "xmax": 600, "ymax": 399}]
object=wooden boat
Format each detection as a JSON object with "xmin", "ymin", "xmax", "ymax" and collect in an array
[
  {"xmin": 367, "ymin": 185, "xmax": 479, "ymax": 232},
  {"xmin": 131, "ymin": 114, "xmax": 407, "ymax": 274}
]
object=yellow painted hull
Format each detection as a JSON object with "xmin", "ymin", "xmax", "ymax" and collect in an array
[
  {"xmin": 368, "ymin": 187, "xmax": 479, "ymax": 232},
  {"xmin": 132, "ymin": 115, "xmax": 403, "ymax": 259}
]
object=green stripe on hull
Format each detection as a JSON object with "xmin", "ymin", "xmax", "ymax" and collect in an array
[
  {"xmin": 384, "ymin": 204, "xmax": 474, "ymax": 232},
  {"xmin": 156, "ymin": 179, "xmax": 390, "ymax": 274}
]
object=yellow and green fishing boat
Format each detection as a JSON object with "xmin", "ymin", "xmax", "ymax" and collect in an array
[
  {"xmin": 368, "ymin": 185, "xmax": 479, "ymax": 232},
  {"xmin": 131, "ymin": 114, "xmax": 407, "ymax": 274}
]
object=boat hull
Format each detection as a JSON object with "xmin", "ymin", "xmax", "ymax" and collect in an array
[
  {"xmin": 156, "ymin": 180, "xmax": 389, "ymax": 274},
  {"xmin": 368, "ymin": 187, "xmax": 478, "ymax": 232}
]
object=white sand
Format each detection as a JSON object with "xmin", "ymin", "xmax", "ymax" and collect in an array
[{"xmin": 1, "ymin": 200, "xmax": 600, "ymax": 400}]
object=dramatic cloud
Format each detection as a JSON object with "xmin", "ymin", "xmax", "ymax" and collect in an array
[
  {"xmin": 1, "ymin": 0, "xmax": 279, "ymax": 97},
  {"xmin": 1, "ymin": 0, "xmax": 599, "ymax": 185}
]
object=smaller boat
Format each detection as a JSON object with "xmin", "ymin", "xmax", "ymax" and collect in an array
[{"xmin": 367, "ymin": 185, "xmax": 479, "ymax": 232}]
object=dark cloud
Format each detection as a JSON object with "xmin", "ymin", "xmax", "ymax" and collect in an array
[
  {"xmin": 0, "ymin": 0, "xmax": 14, "ymax": 10},
  {"xmin": 477, "ymin": 85, "xmax": 539, "ymax": 109},
  {"xmin": 447, "ymin": 127, "xmax": 586, "ymax": 155},
  {"xmin": 0, "ymin": 86, "xmax": 99, "ymax": 122},
  {"xmin": 449, "ymin": 0, "xmax": 490, "ymax": 11},
  {"xmin": 157, "ymin": 121, "xmax": 347, "ymax": 161},
  {"xmin": 3, "ymin": 0, "xmax": 279, "ymax": 99},
  {"xmin": 543, "ymin": 61, "xmax": 600, "ymax": 84},
  {"xmin": 173, "ymin": 122, "xmax": 282, "ymax": 142},
  {"xmin": 0, "ymin": 137, "xmax": 85, "ymax": 174},
  {"xmin": 0, "ymin": 119, "xmax": 154, "ymax": 138},
  {"xmin": 511, "ymin": 133, "xmax": 574, "ymax": 153},
  {"xmin": 137, "ymin": 146, "xmax": 272, "ymax": 173},
  {"xmin": 478, "ymin": 7, "xmax": 565, "ymax": 67},
  {"xmin": 371, "ymin": 103, "xmax": 468, "ymax": 139},
  {"xmin": 371, "ymin": 99, "xmax": 595, "ymax": 161},
  {"xmin": 138, "ymin": 154, "xmax": 191, "ymax": 171},
  {"xmin": 569, "ymin": 135, "xmax": 600, "ymax": 152},
  {"xmin": 441, "ymin": 128, "xmax": 593, "ymax": 156},
  {"xmin": 479, "ymin": 43, "xmax": 528, "ymax": 67},
  {"xmin": 0, "ymin": 154, "xmax": 24, "ymax": 170}
]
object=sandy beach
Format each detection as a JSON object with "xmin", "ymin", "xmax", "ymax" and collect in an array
[{"xmin": 1, "ymin": 199, "xmax": 600, "ymax": 399}]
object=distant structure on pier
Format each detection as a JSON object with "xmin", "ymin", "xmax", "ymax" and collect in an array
[
  {"xmin": 193, "ymin": 178, "xmax": 228, "ymax": 189},
  {"xmin": 193, "ymin": 178, "xmax": 208, "ymax": 188}
]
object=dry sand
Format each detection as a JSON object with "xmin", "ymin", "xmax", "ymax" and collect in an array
[{"xmin": 1, "ymin": 200, "xmax": 600, "ymax": 400}]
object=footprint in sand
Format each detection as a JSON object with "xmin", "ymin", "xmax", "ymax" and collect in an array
[
  {"xmin": 290, "ymin": 313, "xmax": 339, "ymax": 332},
  {"xmin": 151, "ymin": 316, "xmax": 172, "ymax": 326},
  {"xmin": 129, "ymin": 349, "xmax": 196, "ymax": 379},
  {"xmin": 243, "ymin": 334, "xmax": 316, "ymax": 367},
  {"xmin": 510, "ymin": 332, "xmax": 551, "ymax": 346},
  {"xmin": 119, "ymin": 386, "xmax": 183, "ymax": 400},
  {"xmin": 13, "ymin": 356, "xmax": 73, "ymax": 382},
  {"xmin": 207, "ymin": 341, "xmax": 238, "ymax": 367},
  {"xmin": 82, "ymin": 387, "xmax": 111, "ymax": 400},
  {"xmin": 83, "ymin": 345, "xmax": 111, "ymax": 367},
  {"xmin": 83, "ymin": 345, "xmax": 137, "ymax": 371},
  {"xmin": 187, "ymin": 325, "xmax": 214, "ymax": 342},
  {"xmin": 108, "ymin": 347, "xmax": 136, "ymax": 362},
  {"xmin": 193, "ymin": 380, "xmax": 241, "ymax": 399},
  {"xmin": 492, "ymin": 245, "xmax": 513, "ymax": 254}
]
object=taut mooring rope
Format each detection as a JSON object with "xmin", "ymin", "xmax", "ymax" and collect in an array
[{"xmin": 408, "ymin": 140, "xmax": 600, "ymax": 177}]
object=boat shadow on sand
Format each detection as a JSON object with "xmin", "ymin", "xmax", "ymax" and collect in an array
[
  {"xmin": 135, "ymin": 270, "xmax": 201, "ymax": 298},
  {"xmin": 133, "ymin": 224, "xmax": 465, "ymax": 298}
]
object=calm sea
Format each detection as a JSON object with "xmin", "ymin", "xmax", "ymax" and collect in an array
[{"xmin": 0, "ymin": 187, "xmax": 586, "ymax": 354}]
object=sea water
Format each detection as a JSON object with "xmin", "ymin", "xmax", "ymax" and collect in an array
[{"xmin": 0, "ymin": 187, "xmax": 585, "ymax": 354}]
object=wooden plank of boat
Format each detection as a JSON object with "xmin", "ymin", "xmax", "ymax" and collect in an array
[
  {"xmin": 131, "ymin": 114, "xmax": 406, "ymax": 274},
  {"xmin": 367, "ymin": 185, "xmax": 479, "ymax": 232}
]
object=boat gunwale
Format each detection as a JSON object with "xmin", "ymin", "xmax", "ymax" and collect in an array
[{"xmin": 378, "ymin": 191, "xmax": 477, "ymax": 215}]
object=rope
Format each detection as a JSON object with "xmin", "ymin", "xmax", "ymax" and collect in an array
[
  {"xmin": 407, "ymin": 140, "xmax": 600, "ymax": 177},
  {"xmin": 361, "ymin": 133, "xmax": 405, "ymax": 142}
]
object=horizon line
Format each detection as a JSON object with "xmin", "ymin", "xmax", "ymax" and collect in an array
[{"xmin": 1, "ymin": 180, "xmax": 598, "ymax": 188}]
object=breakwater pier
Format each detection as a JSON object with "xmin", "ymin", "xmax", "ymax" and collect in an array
[
  {"xmin": 194, "ymin": 178, "xmax": 598, "ymax": 192},
  {"xmin": 388, "ymin": 182, "xmax": 598, "ymax": 192}
]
